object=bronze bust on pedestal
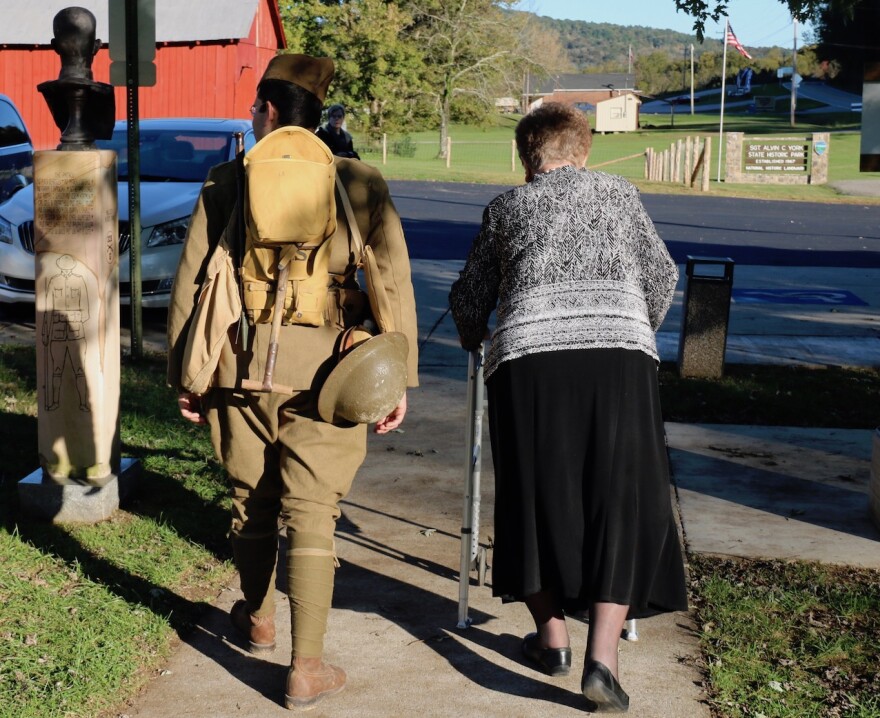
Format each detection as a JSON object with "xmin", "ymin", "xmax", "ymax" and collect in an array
[{"xmin": 37, "ymin": 6, "xmax": 115, "ymax": 150}]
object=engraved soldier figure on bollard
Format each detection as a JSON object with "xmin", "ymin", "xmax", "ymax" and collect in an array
[{"xmin": 42, "ymin": 254, "xmax": 91, "ymax": 412}]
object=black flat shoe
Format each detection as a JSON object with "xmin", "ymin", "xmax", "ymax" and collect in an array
[
  {"xmin": 582, "ymin": 659, "xmax": 629, "ymax": 713},
  {"xmin": 521, "ymin": 633, "xmax": 572, "ymax": 676}
]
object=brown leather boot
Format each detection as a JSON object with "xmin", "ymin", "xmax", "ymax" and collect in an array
[
  {"xmin": 230, "ymin": 600, "xmax": 276, "ymax": 654},
  {"xmin": 284, "ymin": 657, "xmax": 346, "ymax": 711}
]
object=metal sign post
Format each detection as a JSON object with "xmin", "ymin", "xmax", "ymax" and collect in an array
[
  {"xmin": 110, "ymin": 0, "xmax": 156, "ymax": 359},
  {"xmin": 124, "ymin": 0, "xmax": 142, "ymax": 357}
]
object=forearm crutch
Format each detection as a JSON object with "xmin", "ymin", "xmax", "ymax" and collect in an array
[{"xmin": 457, "ymin": 343, "xmax": 487, "ymax": 629}]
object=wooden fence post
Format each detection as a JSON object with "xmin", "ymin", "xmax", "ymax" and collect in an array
[
  {"xmin": 684, "ymin": 136, "xmax": 693, "ymax": 185},
  {"xmin": 675, "ymin": 139, "xmax": 687, "ymax": 183},
  {"xmin": 382, "ymin": 133, "xmax": 387, "ymax": 165},
  {"xmin": 689, "ymin": 139, "xmax": 702, "ymax": 188},
  {"xmin": 701, "ymin": 136, "xmax": 711, "ymax": 192},
  {"xmin": 671, "ymin": 142, "xmax": 678, "ymax": 183}
]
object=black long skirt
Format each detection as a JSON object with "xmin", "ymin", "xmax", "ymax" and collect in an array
[{"xmin": 486, "ymin": 348, "xmax": 688, "ymax": 619}]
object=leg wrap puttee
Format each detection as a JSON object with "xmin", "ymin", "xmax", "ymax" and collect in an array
[
  {"xmin": 231, "ymin": 532, "xmax": 279, "ymax": 618},
  {"xmin": 287, "ymin": 532, "xmax": 337, "ymax": 658}
]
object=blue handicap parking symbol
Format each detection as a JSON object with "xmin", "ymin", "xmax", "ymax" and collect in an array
[{"xmin": 732, "ymin": 289, "xmax": 868, "ymax": 306}]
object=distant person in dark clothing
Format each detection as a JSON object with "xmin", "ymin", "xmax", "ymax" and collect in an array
[{"xmin": 316, "ymin": 104, "xmax": 359, "ymax": 159}]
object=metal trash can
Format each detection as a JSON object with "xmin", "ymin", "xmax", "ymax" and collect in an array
[{"xmin": 677, "ymin": 256, "xmax": 735, "ymax": 379}]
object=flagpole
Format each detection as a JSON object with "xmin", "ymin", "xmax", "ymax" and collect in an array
[
  {"xmin": 717, "ymin": 19, "xmax": 729, "ymax": 183},
  {"xmin": 628, "ymin": 44, "xmax": 632, "ymax": 75},
  {"xmin": 790, "ymin": 17, "xmax": 798, "ymax": 127}
]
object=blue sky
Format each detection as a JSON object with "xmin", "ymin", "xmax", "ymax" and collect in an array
[{"xmin": 513, "ymin": 0, "xmax": 811, "ymax": 50}]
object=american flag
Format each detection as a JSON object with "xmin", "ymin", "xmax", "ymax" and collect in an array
[{"xmin": 726, "ymin": 22, "xmax": 752, "ymax": 60}]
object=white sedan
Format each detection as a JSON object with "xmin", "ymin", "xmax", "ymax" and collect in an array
[{"xmin": 0, "ymin": 118, "xmax": 255, "ymax": 307}]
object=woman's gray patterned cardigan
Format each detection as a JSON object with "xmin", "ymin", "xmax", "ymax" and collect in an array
[{"xmin": 449, "ymin": 165, "xmax": 678, "ymax": 380}]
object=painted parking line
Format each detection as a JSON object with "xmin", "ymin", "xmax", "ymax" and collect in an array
[{"xmin": 731, "ymin": 289, "xmax": 868, "ymax": 306}]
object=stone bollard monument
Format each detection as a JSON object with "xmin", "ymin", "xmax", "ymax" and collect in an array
[{"xmin": 18, "ymin": 7, "xmax": 138, "ymax": 523}]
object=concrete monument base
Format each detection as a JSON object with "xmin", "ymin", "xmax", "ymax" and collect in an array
[{"xmin": 18, "ymin": 457, "xmax": 141, "ymax": 523}]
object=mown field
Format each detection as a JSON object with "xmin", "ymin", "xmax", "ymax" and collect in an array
[{"xmin": 350, "ymin": 110, "xmax": 878, "ymax": 203}]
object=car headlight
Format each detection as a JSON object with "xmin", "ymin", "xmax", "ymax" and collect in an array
[
  {"xmin": 146, "ymin": 217, "xmax": 189, "ymax": 248},
  {"xmin": 0, "ymin": 217, "xmax": 13, "ymax": 245}
]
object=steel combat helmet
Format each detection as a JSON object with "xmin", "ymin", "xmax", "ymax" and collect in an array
[{"xmin": 318, "ymin": 331, "xmax": 408, "ymax": 425}]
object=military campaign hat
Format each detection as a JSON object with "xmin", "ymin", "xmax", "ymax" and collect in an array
[{"xmin": 260, "ymin": 54, "xmax": 335, "ymax": 103}]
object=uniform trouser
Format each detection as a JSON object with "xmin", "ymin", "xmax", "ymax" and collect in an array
[{"xmin": 205, "ymin": 388, "xmax": 367, "ymax": 658}]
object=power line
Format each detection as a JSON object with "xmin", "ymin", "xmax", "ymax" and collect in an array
[{"xmin": 751, "ymin": 20, "xmax": 796, "ymax": 48}]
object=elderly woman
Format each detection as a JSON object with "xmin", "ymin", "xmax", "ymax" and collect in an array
[{"xmin": 449, "ymin": 103, "xmax": 688, "ymax": 713}]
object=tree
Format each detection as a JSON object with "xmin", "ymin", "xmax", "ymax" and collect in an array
[
  {"xmin": 279, "ymin": 1, "xmax": 429, "ymax": 137},
  {"xmin": 674, "ymin": 0, "xmax": 864, "ymax": 41},
  {"xmin": 404, "ymin": 0, "xmax": 538, "ymax": 157},
  {"xmin": 634, "ymin": 51, "xmax": 682, "ymax": 95},
  {"xmin": 405, "ymin": 0, "xmax": 570, "ymax": 157},
  {"xmin": 812, "ymin": 0, "xmax": 879, "ymax": 90}
]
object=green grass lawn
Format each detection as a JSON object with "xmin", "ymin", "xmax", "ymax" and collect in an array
[
  {"xmin": 352, "ymin": 111, "xmax": 879, "ymax": 203},
  {"xmin": 0, "ymin": 347, "xmax": 233, "ymax": 718}
]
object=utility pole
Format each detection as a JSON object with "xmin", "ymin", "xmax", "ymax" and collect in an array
[
  {"xmin": 690, "ymin": 44, "xmax": 695, "ymax": 115},
  {"xmin": 682, "ymin": 45, "xmax": 687, "ymax": 95}
]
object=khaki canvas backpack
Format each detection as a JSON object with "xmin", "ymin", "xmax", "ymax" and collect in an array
[{"xmin": 241, "ymin": 126, "xmax": 338, "ymax": 326}]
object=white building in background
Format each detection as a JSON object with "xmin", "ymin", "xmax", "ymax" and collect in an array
[{"xmin": 595, "ymin": 94, "xmax": 641, "ymax": 133}]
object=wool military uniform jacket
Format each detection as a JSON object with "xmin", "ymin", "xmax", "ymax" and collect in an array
[{"xmin": 167, "ymin": 156, "xmax": 419, "ymax": 395}]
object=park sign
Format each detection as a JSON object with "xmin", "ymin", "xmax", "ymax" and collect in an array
[
  {"xmin": 725, "ymin": 133, "xmax": 830, "ymax": 185},
  {"xmin": 744, "ymin": 138, "xmax": 808, "ymax": 174}
]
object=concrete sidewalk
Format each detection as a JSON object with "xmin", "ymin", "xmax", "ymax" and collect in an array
[{"xmin": 126, "ymin": 259, "xmax": 879, "ymax": 717}]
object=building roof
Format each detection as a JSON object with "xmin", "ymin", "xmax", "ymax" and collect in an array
[
  {"xmin": 0, "ymin": 0, "xmax": 269, "ymax": 45},
  {"xmin": 528, "ymin": 73, "xmax": 636, "ymax": 94}
]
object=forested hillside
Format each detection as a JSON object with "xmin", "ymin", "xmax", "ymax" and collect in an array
[{"xmin": 532, "ymin": 15, "xmax": 781, "ymax": 71}]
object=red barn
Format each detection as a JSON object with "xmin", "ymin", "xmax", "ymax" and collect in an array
[{"xmin": 1, "ymin": 0, "xmax": 286, "ymax": 150}]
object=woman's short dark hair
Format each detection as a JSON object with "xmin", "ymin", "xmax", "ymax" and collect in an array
[
  {"xmin": 515, "ymin": 102, "xmax": 592, "ymax": 172},
  {"xmin": 257, "ymin": 78, "xmax": 323, "ymax": 129}
]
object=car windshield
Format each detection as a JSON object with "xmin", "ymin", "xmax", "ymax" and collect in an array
[
  {"xmin": 0, "ymin": 100, "xmax": 31, "ymax": 148},
  {"xmin": 97, "ymin": 129, "xmax": 233, "ymax": 182}
]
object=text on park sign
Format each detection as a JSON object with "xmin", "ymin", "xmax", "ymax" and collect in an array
[{"xmin": 744, "ymin": 142, "xmax": 808, "ymax": 172}]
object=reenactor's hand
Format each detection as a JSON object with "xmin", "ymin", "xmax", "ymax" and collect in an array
[
  {"xmin": 177, "ymin": 392, "xmax": 207, "ymax": 424},
  {"xmin": 373, "ymin": 392, "xmax": 407, "ymax": 434}
]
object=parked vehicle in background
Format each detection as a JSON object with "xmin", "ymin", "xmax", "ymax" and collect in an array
[
  {"xmin": 0, "ymin": 117, "xmax": 254, "ymax": 307},
  {"xmin": 0, "ymin": 93, "xmax": 34, "ymax": 205}
]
